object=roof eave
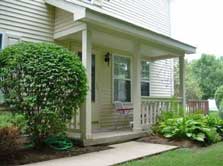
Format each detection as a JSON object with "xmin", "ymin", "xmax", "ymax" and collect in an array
[
  {"xmin": 45, "ymin": 0, "xmax": 196, "ymax": 54},
  {"xmin": 84, "ymin": 9, "xmax": 196, "ymax": 54}
]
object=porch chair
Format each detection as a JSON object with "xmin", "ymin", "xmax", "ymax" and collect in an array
[{"xmin": 113, "ymin": 101, "xmax": 133, "ymax": 129}]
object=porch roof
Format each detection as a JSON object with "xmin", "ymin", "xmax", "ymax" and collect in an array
[{"xmin": 45, "ymin": 0, "xmax": 196, "ymax": 55}]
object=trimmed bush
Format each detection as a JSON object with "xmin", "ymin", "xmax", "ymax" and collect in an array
[
  {"xmin": 0, "ymin": 112, "xmax": 26, "ymax": 156},
  {"xmin": 0, "ymin": 42, "xmax": 87, "ymax": 145},
  {"xmin": 215, "ymin": 85, "xmax": 223, "ymax": 109}
]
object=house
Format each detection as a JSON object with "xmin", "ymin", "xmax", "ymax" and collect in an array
[{"xmin": 0, "ymin": 0, "xmax": 196, "ymax": 146}]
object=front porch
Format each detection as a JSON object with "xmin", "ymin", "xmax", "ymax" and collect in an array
[
  {"xmin": 46, "ymin": 2, "xmax": 196, "ymax": 146},
  {"xmin": 57, "ymin": 24, "xmax": 189, "ymax": 146}
]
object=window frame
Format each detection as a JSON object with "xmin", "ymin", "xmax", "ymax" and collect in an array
[
  {"xmin": 82, "ymin": 0, "xmax": 103, "ymax": 6},
  {"xmin": 91, "ymin": 54, "xmax": 96, "ymax": 102},
  {"xmin": 0, "ymin": 32, "xmax": 6, "ymax": 51},
  {"xmin": 141, "ymin": 60, "xmax": 151, "ymax": 97},
  {"xmin": 112, "ymin": 54, "xmax": 132, "ymax": 103},
  {"xmin": 0, "ymin": 32, "xmax": 5, "ymax": 104}
]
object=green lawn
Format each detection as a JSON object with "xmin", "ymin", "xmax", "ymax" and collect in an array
[{"xmin": 120, "ymin": 142, "xmax": 223, "ymax": 166}]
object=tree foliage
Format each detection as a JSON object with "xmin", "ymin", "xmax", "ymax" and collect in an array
[
  {"xmin": 175, "ymin": 54, "xmax": 223, "ymax": 100},
  {"xmin": 215, "ymin": 85, "xmax": 223, "ymax": 109},
  {"xmin": 192, "ymin": 54, "xmax": 223, "ymax": 99},
  {"xmin": 0, "ymin": 42, "xmax": 88, "ymax": 145},
  {"xmin": 175, "ymin": 59, "xmax": 203, "ymax": 100}
]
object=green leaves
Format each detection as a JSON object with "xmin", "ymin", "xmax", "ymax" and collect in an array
[
  {"xmin": 157, "ymin": 113, "xmax": 223, "ymax": 144},
  {"xmin": 192, "ymin": 54, "xmax": 223, "ymax": 99},
  {"xmin": 0, "ymin": 42, "xmax": 88, "ymax": 146}
]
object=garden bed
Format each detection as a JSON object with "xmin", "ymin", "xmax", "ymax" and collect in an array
[
  {"xmin": 0, "ymin": 145, "xmax": 111, "ymax": 166},
  {"xmin": 138, "ymin": 134, "xmax": 203, "ymax": 148}
]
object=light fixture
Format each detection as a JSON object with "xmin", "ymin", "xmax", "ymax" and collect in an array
[{"xmin": 104, "ymin": 52, "xmax": 111, "ymax": 66}]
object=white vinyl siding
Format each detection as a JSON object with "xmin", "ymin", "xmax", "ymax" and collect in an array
[
  {"xmin": 68, "ymin": 0, "xmax": 171, "ymax": 36},
  {"xmin": 150, "ymin": 59, "xmax": 174, "ymax": 97},
  {"xmin": 0, "ymin": 0, "xmax": 54, "ymax": 43},
  {"xmin": 54, "ymin": 8, "xmax": 80, "ymax": 37},
  {"xmin": 102, "ymin": 0, "xmax": 171, "ymax": 36}
]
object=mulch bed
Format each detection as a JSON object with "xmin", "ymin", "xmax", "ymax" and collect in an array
[
  {"xmin": 0, "ymin": 145, "xmax": 111, "ymax": 166},
  {"xmin": 137, "ymin": 134, "xmax": 203, "ymax": 148}
]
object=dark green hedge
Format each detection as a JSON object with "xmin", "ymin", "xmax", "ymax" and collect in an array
[{"xmin": 0, "ymin": 42, "xmax": 87, "ymax": 145}]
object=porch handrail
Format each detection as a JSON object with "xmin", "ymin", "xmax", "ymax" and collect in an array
[
  {"xmin": 140, "ymin": 96, "xmax": 182, "ymax": 129},
  {"xmin": 141, "ymin": 96, "xmax": 182, "ymax": 101}
]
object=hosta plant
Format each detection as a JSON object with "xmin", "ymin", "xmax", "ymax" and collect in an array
[{"xmin": 156, "ymin": 113, "xmax": 223, "ymax": 144}]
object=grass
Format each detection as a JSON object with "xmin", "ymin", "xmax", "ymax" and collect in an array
[
  {"xmin": 120, "ymin": 142, "xmax": 223, "ymax": 166},
  {"xmin": 209, "ymin": 111, "xmax": 219, "ymax": 116}
]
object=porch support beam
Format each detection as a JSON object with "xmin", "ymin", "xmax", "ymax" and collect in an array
[
  {"xmin": 132, "ymin": 42, "xmax": 142, "ymax": 131},
  {"xmin": 54, "ymin": 22, "xmax": 87, "ymax": 40},
  {"xmin": 179, "ymin": 55, "xmax": 186, "ymax": 107},
  {"xmin": 80, "ymin": 28, "xmax": 92, "ymax": 140},
  {"xmin": 150, "ymin": 54, "xmax": 181, "ymax": 62}
]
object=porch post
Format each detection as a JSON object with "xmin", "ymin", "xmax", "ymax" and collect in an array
[
  {"xmin": 179, "ymin": 55, "xmax": 186, "ymax": 107},
  {"xmin": 80, "ymin": 28, "xmax": 92, "ymax": 140},
  {"xmin": 132, "ymin": 43, "xmax": 142, "ymax": 131}
]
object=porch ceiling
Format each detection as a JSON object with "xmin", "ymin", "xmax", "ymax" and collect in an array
[
  {"xmin": 46, "ymin": 0, "xmax": 196, "ymax": 57},
  {"xmin": 57, "ymin": 28, "xmax": 182, "ymax": 60}
]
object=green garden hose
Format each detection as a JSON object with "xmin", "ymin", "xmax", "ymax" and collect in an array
[{"xmin": 44, "ymin": 136, "xmax": 73, "ymax": 151}]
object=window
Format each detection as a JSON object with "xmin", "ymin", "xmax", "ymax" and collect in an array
[
  {"xmin": 141, "ymin": 60, "xmax": 150, "ymax": 96},
  {"xmin": 113, "ymin": 55, "xmax": 131, "ymax": 102},
  {"xmin": 91, "ymin": 54, "xmax": 96, "ymax": 102},
  {"xmin": 0, "ymin": 33, "xmax": 4, "ymax": 51},
  {"xmin": 0, "ymin": 33, "xmax": 4, "ymax": 103},
  {"xmin": 82, "ymin": 0, "xmax": 103, "ymax": 6}
]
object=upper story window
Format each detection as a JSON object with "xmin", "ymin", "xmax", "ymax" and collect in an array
[
  {"xmin": 141, "ymin": 60, "xmax": 150, "ymax": 97},
  {"xmin": 82, "ymin": 0, "xmax": 104, "ymax": 6},
  {"xmin": 113, "ymin": 55, "xmax": 131, "ymax": 102}
]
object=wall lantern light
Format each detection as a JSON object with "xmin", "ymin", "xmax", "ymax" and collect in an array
[{"xmin": 104, "ymin": 52, "xmax": 112, "ymax": 66}]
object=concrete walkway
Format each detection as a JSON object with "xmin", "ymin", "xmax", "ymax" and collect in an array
[{"xmin": 24, "ymin": 142, "xmax": 178, "ymax": 166}]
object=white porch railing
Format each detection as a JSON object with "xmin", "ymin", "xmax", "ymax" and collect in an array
[
  {"xmin": 67, "ymin": 108, "xmax": 80, "ymax": 132},
  {"xmin": 141, "ymin": 97, "xmax": 182, "ymax": 129}
]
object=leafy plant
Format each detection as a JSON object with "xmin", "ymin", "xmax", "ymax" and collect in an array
[
  {"xmin": 0, "ymin": 42, "xmax": 88, "ymax": 146},
  {"xmin": 158, "ymin": 97, "xmax": 185, "ymax": 121},
  {"xmin": 156, "ymin": 112, "xmax": 223, "ymax": 144},
  {"xmin": 0, "ymin": 112, "xmax": 26, "ymax": 131}
]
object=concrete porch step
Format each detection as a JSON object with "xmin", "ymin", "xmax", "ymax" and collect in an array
[{"xmin": 83, "ymin": 130, "xmax": 147, "ymax": 146}]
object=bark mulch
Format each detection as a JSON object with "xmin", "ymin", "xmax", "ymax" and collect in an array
[
  {"xmin": 137, "ymin": 134, "xmax": 203, "ymax": 148},
  {"xmin": 0, "ymin": 145, "xmax": 111, "ymax": 166}
]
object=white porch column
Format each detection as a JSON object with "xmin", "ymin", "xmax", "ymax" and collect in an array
[
  {"xmin": 179, "ymin": 55, "xmax": 186, "ymax": 107},
  {"xmin": 80, "ymin": 29, "xmax": 92, "ymax": 140},
  {"xmin": 132, "ymin": 43, "xmax": 142, "ymax": 131}
]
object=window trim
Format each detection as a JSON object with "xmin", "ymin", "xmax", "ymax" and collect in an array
[
  {"xmin": 0, "ymin": 32, "xmax": 6, "ymax": 50},
  {"xmin": 141, "ymin": 60, "xmax": 151, "ymax": 97},
  {"xmin": 82, "ymin": 0, "xmax": 103, "ymax": 6},
  {"xmin": 112, "ymin": 54, "xmax": 132, "ymax": 103},
  {"xmin": 91, "ymin": 54, "xmax": 96, "ymax": 102}
]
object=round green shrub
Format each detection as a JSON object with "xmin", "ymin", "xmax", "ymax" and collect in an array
[
  {"xmin": 0, "ymin": 42, "xmax": 87, "ymax": 145},
  {"xmin": 215, "ymin": 85, "xmax": 223, "ymax": 109}
]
